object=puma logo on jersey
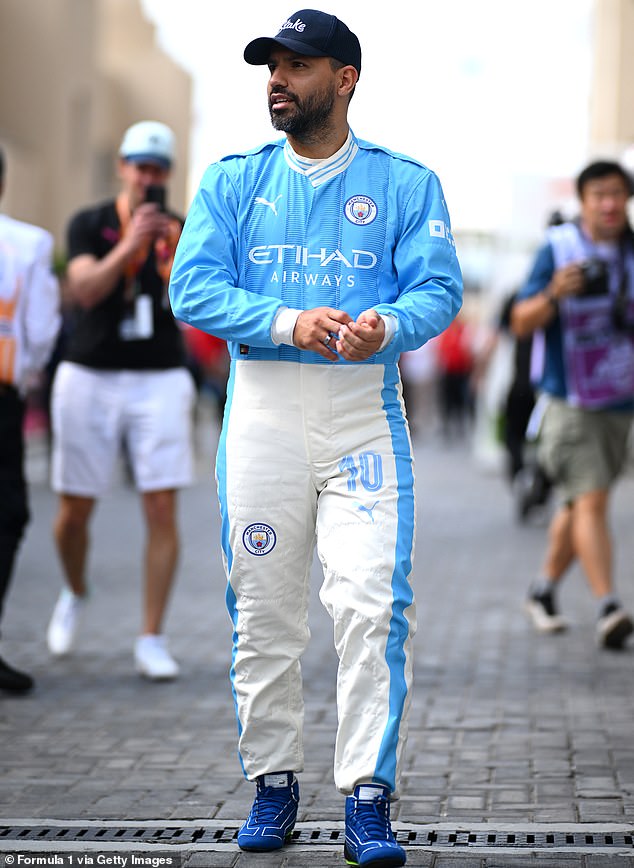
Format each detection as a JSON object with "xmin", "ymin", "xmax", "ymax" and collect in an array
[{"xmin": 255, "ymin": 195, "xmax": 283, "ymax": 216}]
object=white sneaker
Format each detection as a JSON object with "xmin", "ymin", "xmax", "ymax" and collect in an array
[
  {"xmin": 47, "ymin": 589, "xmax": 85, "ymax": 656},
  {"xmin": 135, "ymin": 635, "xmax": 180, "ymax": 680}
]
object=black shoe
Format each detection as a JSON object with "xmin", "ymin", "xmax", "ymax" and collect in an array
[
  {"xmin": 597, "ymin": 604, "xmax": 634, "ymax": 649},
  {"xmin": 0, "ymin": 654, "xmax": 34, "ymax": 694},
  {"xmin": 524, "ymin": 586, "xmax": 568, "ymax": 633}
]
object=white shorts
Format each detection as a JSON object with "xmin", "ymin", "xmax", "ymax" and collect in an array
[{"xmin": 51, "ymin": 362, "xmax": 195, "ymax": 496}]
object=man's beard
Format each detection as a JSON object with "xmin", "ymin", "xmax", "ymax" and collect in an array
[{"xmin": 269, "ymin": 85, "xmax": 336, "ymax": 141}]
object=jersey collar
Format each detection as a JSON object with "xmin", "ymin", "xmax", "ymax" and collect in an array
[{"xmin": 284, "ymin": 130, "xmax": 358, "ymax": 188}]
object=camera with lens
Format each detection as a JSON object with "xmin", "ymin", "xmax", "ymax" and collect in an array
[{"xmin": 578, "ymin": 257, "xmax": 609, "ymax": 296}]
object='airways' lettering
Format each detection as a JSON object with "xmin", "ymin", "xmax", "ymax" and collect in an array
[
  {"xmin": 249, "ymin": 245, "xmax": 377, "ymax": 269},
  {"xmin": 270, "ymin": 271, "xmax": 356, "ymax": 287}
]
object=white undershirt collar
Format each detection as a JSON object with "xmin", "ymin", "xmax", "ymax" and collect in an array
[{"xmin": 284, "ymin": 130, "xmax": 358, "ymax": 187}]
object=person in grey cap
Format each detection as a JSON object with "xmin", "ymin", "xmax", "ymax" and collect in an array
[
  {"xmin": 170, "ymin": 10, "xmax": 462, "ymax": 866},
  {"xmin": 46, "ymin": 121, "xmax": 195, "ymax": 682}
]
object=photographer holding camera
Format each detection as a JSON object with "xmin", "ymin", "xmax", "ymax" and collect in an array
[
  {"xmin": 512, "ymin": 160, "xmax": 634, "ymax": 648},
  {"xmin": 46, "ymin": 121, "xmax": 195, "ymax": 679}
]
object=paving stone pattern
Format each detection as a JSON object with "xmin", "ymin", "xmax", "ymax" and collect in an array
[{"xmin": 1, "ymin": 422, "xmax": 634, "ymax": 867}]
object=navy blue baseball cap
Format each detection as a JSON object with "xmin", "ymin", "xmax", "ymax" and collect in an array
[{"xmin": 244, "ymin": 9, "xmax": 361, "ymax": 76}]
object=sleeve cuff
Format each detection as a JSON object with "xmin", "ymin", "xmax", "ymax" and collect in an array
[
  {"xmin": 271, "ymin": 306, "xmax": 302, "ymax": 346},
  {"xmin": 379, "ymin": 314, "xmax": 397, "ymax": 350}
]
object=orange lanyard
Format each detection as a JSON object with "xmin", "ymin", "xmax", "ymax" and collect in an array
[
  {"xmin": 0, "ymin": 242, "xmax": 20, "ymax": 384},
  {"xmin": 115, "ymin": 193, "xmax": 180, "ymax": 290}
]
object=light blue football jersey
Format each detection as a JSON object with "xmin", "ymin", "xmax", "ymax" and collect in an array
[{"xmin": 169, "ymin": 132, "xmax": 462, "ymax": 364}]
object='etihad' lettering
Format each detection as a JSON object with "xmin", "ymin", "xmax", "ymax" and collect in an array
[{"xmin": 248, "ymin": 245, "xmax": 377, "ymax": 269}]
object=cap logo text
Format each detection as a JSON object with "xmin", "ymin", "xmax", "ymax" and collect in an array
[{"xmin": 280, "ymin": 17, "xmax": 306, "ymax": 33}]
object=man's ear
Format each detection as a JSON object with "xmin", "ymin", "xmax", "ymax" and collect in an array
[{"xmin": 338, "ymin": 65, "xmax": 359, "ymax": 97}]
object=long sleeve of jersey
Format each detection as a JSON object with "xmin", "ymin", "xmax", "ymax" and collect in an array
[
  {"xmin": 372, "ymin": 168, "xmax": 462, "ymax": 355},
  {"xmin": 0, "ymin": 216, "xmax": 61, "ymax": 390},
  {"xmin": 170, "ymin": 164, "xmax": 284, "ymax": 349},
  {"xmin": 169, "ymin": 136, "xmax": 462, "ymax": 364},
  {"xmin": 21, "ymin": 229, "xmax": 61, "ymax": 373}
]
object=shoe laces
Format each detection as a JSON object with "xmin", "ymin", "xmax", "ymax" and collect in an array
[
  {"xmin": 250, "ymin": 781, "xmax": 295, "ymax": 823},
  {"xmin": 351, "ymin": 793, "xmax": 394, "ymax": 841}
]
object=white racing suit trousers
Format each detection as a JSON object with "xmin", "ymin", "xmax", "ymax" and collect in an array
[{"xmin": 216, "ymin": 360, "xmax": 417, "ymax": 796}]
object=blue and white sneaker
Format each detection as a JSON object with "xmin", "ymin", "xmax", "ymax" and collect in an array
[
  {"xmin": 237, "ymin": 771, "xmax": 299, "ymax": 852},
  {"xmin": 344, "ymin": 783, "xmax": 406, "ymax": 867}
]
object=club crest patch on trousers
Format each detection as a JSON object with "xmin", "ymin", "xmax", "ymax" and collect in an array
[{"xmin": 243, "ymin": 523, "xmax": 277, "ymax": 556}]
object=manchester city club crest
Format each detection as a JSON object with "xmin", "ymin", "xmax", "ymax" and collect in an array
[
  {"xmin": 344, "ymin": 195, "xmax": 378, "ymax": 225},
  {"xmin": 242, "ymin": 522, "xmax": 277, "ymax": 556}
]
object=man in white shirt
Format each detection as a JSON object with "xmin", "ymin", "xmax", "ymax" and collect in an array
[{"xmin": 0, "ymin": 146, "xmax": 61, "ymax": 693}]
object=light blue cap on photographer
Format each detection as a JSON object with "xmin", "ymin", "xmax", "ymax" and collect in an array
[{"xmin": 119, "ymin": 120, "xmax": 175, "ymax": 169}]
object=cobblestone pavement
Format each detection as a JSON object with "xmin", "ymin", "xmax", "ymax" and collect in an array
[{"xmin": 1, "ymin": 412, "xmax": 634, "ymax": 867}]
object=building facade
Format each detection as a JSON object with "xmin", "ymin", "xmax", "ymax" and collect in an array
[
  {"xmin": 589, "ymin": 0, "xmax": 634, "ymax": 159},
  {"xmin": 0, "ymin": 0, "xmax": 192, "ymax": 252}
]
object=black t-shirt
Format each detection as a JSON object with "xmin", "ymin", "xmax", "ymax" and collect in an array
[{"xmin": 63, "ymin": 199, "xmax": 187, "ymax": 370}]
